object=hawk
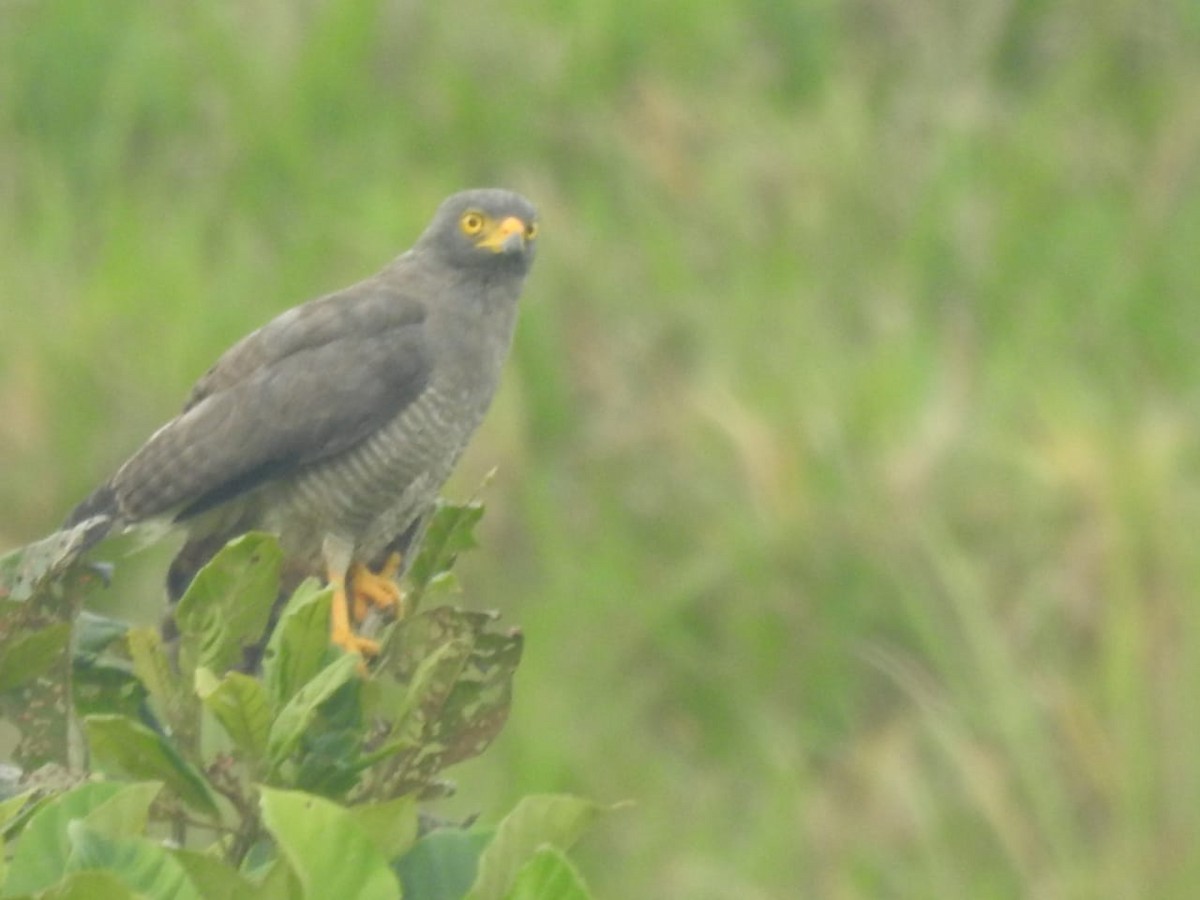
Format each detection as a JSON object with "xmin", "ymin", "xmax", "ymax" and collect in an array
[{"xmin": 65, "ymin": 188, "xmax": 538, "ymax": 657}]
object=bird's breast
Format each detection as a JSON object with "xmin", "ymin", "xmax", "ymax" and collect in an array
[{"xmin": 267, "ymin": 378, "xmax": 492, "ymax": 559}]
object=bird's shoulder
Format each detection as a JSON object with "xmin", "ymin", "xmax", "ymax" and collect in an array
[{"xmin": 184, "ymin": 261, "xmax": 429, "ymax": 410}]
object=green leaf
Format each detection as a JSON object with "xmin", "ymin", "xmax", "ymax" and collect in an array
[
  {"xmin": 266, "ymin": 654, "xmax": 359, "ymax": 771},
  {"xmin": 125, "ymin": 627, "xmax": 190, "ymax": 736},
  {"xmin": 253, "ymin": 856, "xmax": 304, "ymax": 900},
  {"xmin": 0, "ymin": 788, "xmax": 35, "ymax": 885},
  {"xmin": 0, "ymin": 788, "xmax": 36, "ymax": 831},
  {"xmin": 73, "ymin": 612, "xmax": 130, "ymax": 661},
  {"xmin": 195, "ymin": 668, "xmax": 272, "ymax": 764},
  {"xmin": 174, "ymin": 533, "xmax": 282, "ymax": 675},
  {"xmin": 466, "ymin": 796, "xmax": 607, "ymax": 900},
  {"xmin": 350, "ymin": 795, "xmax": 420, "ymax": 862},
  {"xmin": 79, "ymin": 781, "xmax": 162, "ymax": 839},
  {"xmin": 72, "ymin": 658, "xmax": 148, "ymax": 722},
  {"xmin": 35, "ymin": 869, "xmax": 138, "ymax": 900},
  {"xmin": 262, "ymin": 581, "xmax": 335, "ymax": 711},
  {"xmin": 171, "ymin": 848, "xmax": 257, "ymax": 899},
  {"xmin": 504, "ymin": 846, "xmax": 592, "ymax": 900},
  {"xmin": 2, "ymin": 781, "xmax": 127, "ymax": 895},
  {"xmin": 291, "ymin": 722, "xmax": 365, "ymax": 797},
  {"xmin": 83, "ymin": 715, "xmax": 220, "ymax": 819},
  {"xmin": 394, "ymin": 829, "xmax": 492, "ymax": 900},
  {"xmin": 0, "ymin": 767, "xmax": 82, "ymax": 845},
  {"xmin": 259, "ymin": 787, "xmax": 400, "ymax": 900},
  {"xmin": 64, "ymin": 820, "xmax": 202, "ymax": 899},
  {"xmin": 406, "ymin": 502, "xmax": 484, "ymax": 606},
  {"xmin": 0, "ymin": 623, "xmax": 71, "ymax": 692}
]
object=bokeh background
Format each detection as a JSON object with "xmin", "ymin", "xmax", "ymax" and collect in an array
[{"xmin": 3, "ymin": 1, "xmax": 1200, "ymax": 896}]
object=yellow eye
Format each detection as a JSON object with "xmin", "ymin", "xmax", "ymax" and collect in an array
[
  {"xmin": 460, "ymin": 212, "xmax": 486, "ymax": 235},
  {"xmin": 524, "ymin": 221, "xmax": 539, "ymax": 240}
]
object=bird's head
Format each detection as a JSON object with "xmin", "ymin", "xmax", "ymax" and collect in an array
[{"xmin": 419, "ymin": 188, "xmax": 539, "ymax": 274}]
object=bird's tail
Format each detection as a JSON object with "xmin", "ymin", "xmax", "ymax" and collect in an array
[
  {"xmin": 58, "ymin": 482, "xmax": 125, "ymax": 559},
  {"xmin": 63, "ymin": 483, "xmax": 118, "ymax": 531}
]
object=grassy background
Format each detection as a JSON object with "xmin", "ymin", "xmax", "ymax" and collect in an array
[{"xmin": 3, "ymin": 1, "xmax": 1200, "ymax": 896}]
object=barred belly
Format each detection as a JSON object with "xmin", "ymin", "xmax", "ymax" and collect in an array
[{"xmin": 266, "ymin": 383, "xmax": 486, "ymax": 561}]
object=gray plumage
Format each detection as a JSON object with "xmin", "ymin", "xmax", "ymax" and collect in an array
[{"xmin": 67, "ymin": 188, "xmax": 537, "ymax": 602}]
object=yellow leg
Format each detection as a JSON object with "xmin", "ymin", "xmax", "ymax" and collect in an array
[
  {"xmin": 327, "ymin": 565, "xmax": 381, "ymax": 658},
  {"xmin": 349, "ymin": 552, "xmax": 406, "ymax": 624}
]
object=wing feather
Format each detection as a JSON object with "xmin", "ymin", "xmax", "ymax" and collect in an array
[{"xmin": 106, "ymin": 275, "xmax": 432, "ymax": 521}]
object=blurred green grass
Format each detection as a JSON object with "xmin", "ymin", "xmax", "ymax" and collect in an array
[{"xmin": 3, "ymin": 0, "xmax": 1200, "ymax": 896}]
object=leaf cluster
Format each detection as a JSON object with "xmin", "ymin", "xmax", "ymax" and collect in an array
[{"xmin": 0, "ymin": 504, "xmax": 612, "ymax": 898}]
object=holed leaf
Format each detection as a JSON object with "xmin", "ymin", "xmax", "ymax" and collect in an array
[
  {"xmin": 367, "ymin": 608, "xmax": 522, "ymax": 799},
  {"xmin": 0, "ymin": 584, "xmax": 89, "ymax": 770},
  {"xmin": 0, "ymin": 623, "xmax": 71, "ymax": 693},
  {"xmin": 0, "ymin": 523, "xmax": 103, "ymax": 603}
]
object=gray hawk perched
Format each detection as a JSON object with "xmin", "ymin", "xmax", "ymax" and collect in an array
[{"xmin": 65, "ymin": 188, "xmax": 538, "ymax": 657}]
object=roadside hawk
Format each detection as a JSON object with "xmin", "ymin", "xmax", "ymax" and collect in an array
[{"xmin": 65, "ymin": 188, "xmax": 538, "ymax": 657}]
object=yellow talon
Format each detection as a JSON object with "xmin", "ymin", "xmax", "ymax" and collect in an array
[
  {"xmin": 327, "ymin": 566, "xmax": 382, "ymax": 663},
  {"xmin": 326, "ymin": 552, "xmax": 406, "ymax": 669},
  {"xmin": 349, "ymin": 553, "xmax": 405, "ymax": 624}
]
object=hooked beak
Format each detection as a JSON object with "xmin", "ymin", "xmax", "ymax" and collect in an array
[{"xmin": 477, "ymin": 216, "xmax": 529, "ymax": 254}]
